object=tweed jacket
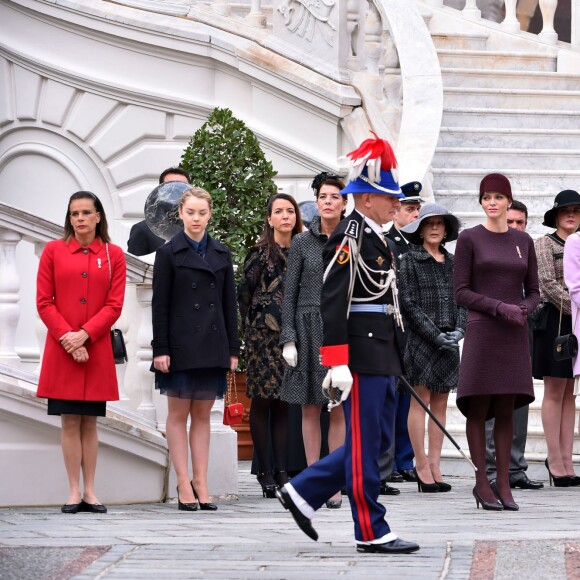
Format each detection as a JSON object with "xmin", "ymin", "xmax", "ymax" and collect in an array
[
  {"xmin": 535, "ymin": 233, "xmax": 571, "ymax": 315},
  {"xmin": 280, "ymin": 216, "xmax": 327, "ymax": 345},
  {"xmin": 399, "ymin": 245, "xmax": 467, "ymax": 344}
]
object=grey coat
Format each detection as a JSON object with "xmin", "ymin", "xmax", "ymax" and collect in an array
[
  {"xmin": 279, "ymin": 216, "xmax": 328, "ymax": 405},
  {"xmin": 399, "ymin": 245, "xmax": 467, "ymax": 392}
]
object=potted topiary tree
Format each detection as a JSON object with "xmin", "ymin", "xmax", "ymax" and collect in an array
[{"xmin": 180, "ymin": 107, "xmax": 278, "ymax": 459}]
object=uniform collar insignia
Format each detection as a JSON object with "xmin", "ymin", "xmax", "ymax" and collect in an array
[{"xmin": 345, "ymin": 219, "xmax": 359, "ymax": 238}]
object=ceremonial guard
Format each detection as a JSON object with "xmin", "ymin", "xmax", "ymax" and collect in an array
[{"xmin": 276, "ymin": 134, "xmax": 420, "ymax": 554}]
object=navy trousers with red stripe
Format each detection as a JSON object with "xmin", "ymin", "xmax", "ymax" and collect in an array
[{"xmin": 290, "ymin": 373, "xmax": 396, "ymax": 542}]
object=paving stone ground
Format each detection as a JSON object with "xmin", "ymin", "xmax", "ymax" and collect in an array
[{"xmin": 1, "ymin": 462, "xmax": 579, "ymax": 579}]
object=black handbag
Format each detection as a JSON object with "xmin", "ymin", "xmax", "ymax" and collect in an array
[
  {"xmin": 106, "ymin": 243, "xmax": 127, "ymax": 365},
  {"xmin": 553, "ymin": 288, "xmax": 578, "ymax": 362},
  {"xmin": 554, "ymin": 334, "xmax": 578, "ymax": 361},
  {"xmin": 111, "ymin": 328, "xmax": 128, "ymax": 364}
]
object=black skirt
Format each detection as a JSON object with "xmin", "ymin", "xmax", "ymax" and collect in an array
[
  {"xmin": 532, "ymin": 302, "xmax": 573, "ymax": 379},
  {"xmin": 47, "ymin": 399, "xmax": 107, "ymax": 416}
]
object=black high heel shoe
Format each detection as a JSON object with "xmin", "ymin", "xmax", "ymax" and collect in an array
[
  {"xmin": 257, "ymin": 472, "xmax": 277, "ymax": 498},
  {"xmin": 490, "ymin": 482, "xmax": 519, "ymax": 511},
  {"xmin": 472, "ymin": 486, "xmax": 503, "ymax": 511},
  {"xmin": 190, "ymin": 482, "xmax": 218, "ymax": 511},
  {"xmin": 274, "ymin": 470, "xmax": 289, "ymax": 487},
  {"xmin": 545, "ymin": 458, "xmax": 572, "ymax": 487},
  {"xmin": 176, "ymin": 486, "xmax": 197, "ymax": 512},
  {"xmin": 434, "ymin": 481, "xmax": 452, "ymax": 492},
  {"xmin": 414, "ymin": 468, "xmax": 440, "ymax": 493}
]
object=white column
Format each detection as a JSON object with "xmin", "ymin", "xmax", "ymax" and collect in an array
[
  {"xmin": 573, "ymin": 0, "xmax": 580, "ymax": 46},
  {"xmin": 502, "ymin": 0, "xmax": 521, "ymax": 32},
  {"xmin": 33, "ymin": 242, "xmax": 47, "ymax": 375},
  {"xmin": 245, "ymin": 0, "xmax": 266, "ymax": 28},
  {"xmin": 135, "ymin": 283, "xmax": 157, "ymax": 424},
  {"xmin": 463, "ymin": 0, "xmax": 482, "ymax": 20},
  {"xmin": 538, "ymin": 0, "xmax": 559, "ymax": 43},
  {"xmin": 0, "ymin": 229, "xmax": 22, "ymax": 365}
]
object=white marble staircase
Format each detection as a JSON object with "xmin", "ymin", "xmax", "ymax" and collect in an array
[
  {"xmin": 432, "ymin": 31, "xmax": 580, "ymax": 235},
  {"xmin": 430, "ymin": 28, "xmax": 580, "ymax": 476}
]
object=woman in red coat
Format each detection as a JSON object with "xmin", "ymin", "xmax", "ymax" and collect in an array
[{"xmin": 36, "ymin": 191, "xmax": 126, "ymax": 514}]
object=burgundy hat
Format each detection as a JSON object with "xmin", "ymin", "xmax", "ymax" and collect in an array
[{"xmin": 479, "ymin": 173, "xmax": 512, "ymax": 204}]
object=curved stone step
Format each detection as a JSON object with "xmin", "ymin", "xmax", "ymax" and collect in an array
[
  {"xmin": 432, "ymin": 168, "xmax": 580, "ymax": 192},
  {"xmin": 442, "ymin": 67, "xmax": 580, "ymax": 91},
  {"xmin": 442, "ymin": 107, "xmax": 580, "ymax": 130},
  {"xmin": 432, "ymin": 32, "xmax": 489, "ymax": 51},
  {"xmin": 438, "ymin": 126, "xmax": 580, "ymax": 149},
  {"xmin": 437, "ymin": 49, "xmax": 556, "ymax": 72},
  {"xmin": 444, "ymin": 87, "xmax": 580, "ymax": 111},
  {"xmin": 434, "ymin": 147, "xmax": 580, "ymax": 171},
  {"xmin": 435, "ymin": 190, "xmax": 559, "ymax": 216}
]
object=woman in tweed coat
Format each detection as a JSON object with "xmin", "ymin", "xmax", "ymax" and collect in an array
[
  {"xmin": 533, "ymin": 190, "xmax": 580, "ymax": 485},
  {"xmin": 400, "ymin": 203, "xmax": 466, "ymax": 493},
  {"xmin": 280, "ymin": 173, "xmax": 347, "ymax": 508}
]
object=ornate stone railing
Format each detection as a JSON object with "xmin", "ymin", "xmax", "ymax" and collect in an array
[
  {"xmin": 113, "ymin": 1, "xmax": 580, "ymax": 48},
  {"xmin": 0, "ymin": 201, "xmax": 160, "ymax": 428},
  {"xmin": 424, "ymin": 0, "xmax": 578, "ymax": 46}
]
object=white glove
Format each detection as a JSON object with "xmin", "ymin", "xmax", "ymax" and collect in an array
[
  {"xmin": 322, "ymin": 365, "xmax": 353, "ymax": 410},
  {"xmin": 283, "ymin": 342, "xmax": 298, "ymax": 367}
]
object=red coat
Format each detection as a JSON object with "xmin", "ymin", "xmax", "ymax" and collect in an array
[{"xmin": 36, "ymin": 237, "xmax": 126, "ymax": 401}]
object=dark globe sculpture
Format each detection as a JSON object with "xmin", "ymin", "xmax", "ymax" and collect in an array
[{"xmin": 144, "ymin": 181, "xmax": 191, "ymax": 241}]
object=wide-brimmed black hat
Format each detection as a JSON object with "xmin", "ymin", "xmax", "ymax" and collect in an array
[
  {"xmin": 543, "ymin": 190, "xmax": 580, "ymax": 228},
  {"xmin": 401, "ymin": 202, "xmax": 461, "ymax": 245}
]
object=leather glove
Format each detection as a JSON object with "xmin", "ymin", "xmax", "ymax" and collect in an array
[
  {"xmin": 497, "ymin": 303, "xmax": 527, "ymax": 326},
  {"xmin": 434, "ymin": 332, "xmax": 459, "ymax": 352},
  {"xmin": 445, "ymin": 330, "xmax": 464, "ymax": 344},
  {"xmin": 322, "ymin": 365, "xmax": 353, "ymax": 410},
  {"xmin": 282, "ymin": 342, "xmax": 298, "ymax": 367}
]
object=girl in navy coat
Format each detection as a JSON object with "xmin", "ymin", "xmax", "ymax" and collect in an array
[{"xmin": 152, "ymin": 187, "xmax": 239, "ymax": 511}]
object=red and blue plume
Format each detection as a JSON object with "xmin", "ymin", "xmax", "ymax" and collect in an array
[{"xmin": 345, "ymin": 131, "xmax": 398, "ymax": 185}]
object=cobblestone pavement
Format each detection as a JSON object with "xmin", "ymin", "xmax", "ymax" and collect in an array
[{"xmin": 1, "ymin": 462, "xmax": 579, "ymax": 579}]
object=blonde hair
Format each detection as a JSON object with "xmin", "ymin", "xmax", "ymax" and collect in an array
[{"xmin": 179, "ymin": 187, "xmax": 213, "ymax": 211}]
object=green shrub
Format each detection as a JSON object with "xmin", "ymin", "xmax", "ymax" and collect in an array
[{"xmin": 180, "ymin": 107, "xmax": 278, "ymax": 277}]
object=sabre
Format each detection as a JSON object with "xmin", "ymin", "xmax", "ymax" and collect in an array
[{"xmin": 398, "ymin": 374, "xmax": 477, "ymax": 473}]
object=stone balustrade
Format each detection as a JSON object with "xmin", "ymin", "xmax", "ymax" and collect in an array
[
  {"xmin": 423, "ymin": 0, "xmax": 574, "ymax": 46},
  {"xmin": 114, "ymin": 1, "xmax": 578, "ymax": 47}
]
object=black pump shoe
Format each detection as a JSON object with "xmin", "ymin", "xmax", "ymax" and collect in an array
[
  {"xmin": 545, "ymin": 459, "xmax": 572, "ymax": 487},
  {"xmin": 473, "ymin": 486, "xmax": 503, "ymax": 511},
  {"xmin": 414, "ymin": 468, "xmax": 440, "ymax": 493},
  {"xmin": 61, "ymin": 502, "xmax": 82, "ymax": 514},
  {"xmin": 176, "ymin": 486, "xmax": 198, "ymax": 512},
  {"xmin": 490, "ymin": 482, "xmax": 519, "ymax": 511},
  {"xmin": 274, "ymin": 470, "xmax": 289, "ymax": 487},
  {"xmin": 257, "ymin": 472, "xmax": 277, "ymax": 498},
  {"xmin": 191, "ymin": 482, "xmax": 218, "ymax": 511}
]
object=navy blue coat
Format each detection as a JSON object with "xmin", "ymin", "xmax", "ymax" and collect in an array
[{"xmin": 151, "ymin": 232, "xmax": 240, "ymax": 372}]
